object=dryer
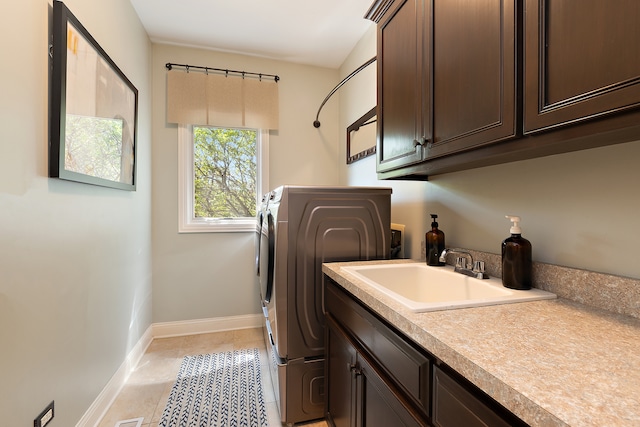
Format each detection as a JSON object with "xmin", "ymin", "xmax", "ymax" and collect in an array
[{"xmin": 255, "ymin": 185, "xmax": 391, "ymax": 425}]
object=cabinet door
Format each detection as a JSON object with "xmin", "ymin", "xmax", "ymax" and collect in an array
[
  {"xmin": 524, "ymin": 0, "xmax": 640, "ymax": 133},
  {"xmin": 376, "ymin": 0, "xmax": 430, "ymax": 173},
  {"xmin": 433, "ymin": 366, "xmax": 525, "ymax": 427},
  {"xmin": 326, "ymin": 280, "xmax": 431, "ymax": 414},
  {"xmin": 430, "ymin": 0, "xmax": 518, "ymax": 158},
  {"xmin": 326, "ymin": 317, "xmax": 358, "ymax": 427},
  {"xmin": 326, "ymin": 315, "xmax": 426, "ymax": 427},
  {"xmin": 358, "ymin": 354, "xmax": 426, "ymax": 427}
]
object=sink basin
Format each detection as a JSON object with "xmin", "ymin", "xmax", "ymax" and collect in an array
[{"xmin": 341, "ymin": 263, "xmax": 556, "ymax": 312}]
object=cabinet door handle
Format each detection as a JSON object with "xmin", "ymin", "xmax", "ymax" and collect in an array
[
  {"xmin": 349, "ymin": 363, "xmax": 362, "ymax": 377},
  {"xmin": 414, "ymin": 138, "xmax": 432, "ymax": 148}
]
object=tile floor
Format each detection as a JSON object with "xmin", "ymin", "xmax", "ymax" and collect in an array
[{"xmin": 97, "ymin": 327, "xmax": 327, "ymax": 427}]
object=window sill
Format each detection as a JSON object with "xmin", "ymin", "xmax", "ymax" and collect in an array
[{"xmin": 179, "ymin": 219, "xmax": 258, "ymax": 233}]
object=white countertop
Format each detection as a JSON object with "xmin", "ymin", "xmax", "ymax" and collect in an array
[{"xmin": 323, "ymin": 259, "xmax": 640, "ymax": 427}]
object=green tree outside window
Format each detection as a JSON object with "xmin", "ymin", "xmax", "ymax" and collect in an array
[{"xmin": 193, "ymin": 126, "xmax": 257, "ymax": 219}]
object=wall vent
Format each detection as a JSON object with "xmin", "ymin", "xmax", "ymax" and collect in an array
[{"xmin": 114, "ymin": 418, "xmax": 143, "ymax": 427}]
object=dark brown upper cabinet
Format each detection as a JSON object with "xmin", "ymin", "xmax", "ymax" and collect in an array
[
  {"xmin": 370, "ymin": 0, "xmax": 430, "ymax": 173},
  {"xmin": 524, "ymin": 0, "xmax": 640, "ymax": 133},
  {"xmin": 368, "ymin": 0, "xmax": 640, "ymax": 180},
  {"xmin": 368, "ymin": 0, "xmax": 518, "ymax": 175},
  {"xmin": 430, "ymin": 0, "xmax": 518, "ymax": 159},
  {"xmin": 376, "ymin": 0, "xmax": 431, "ymax": 171}
]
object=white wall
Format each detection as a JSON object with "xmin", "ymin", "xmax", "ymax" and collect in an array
[
  {"xmin": 151, "ymin": 44, "xmax": 342, "ymax": 322},
  {"xmin": 0, "ymin": 0, "xmax": 152, "ymax": 425},
  {"xmin": 340, "ymin": 27, "xmax": 640, "ymax": 280}
]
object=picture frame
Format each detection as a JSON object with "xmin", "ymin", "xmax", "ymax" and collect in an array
[
  {"xmin": 346, "ymin": 107, "xmax": 376, "ymax": 164},
  {"xmin": 50, "ymin": 0, "xmax": 138, "ymax": 190}
]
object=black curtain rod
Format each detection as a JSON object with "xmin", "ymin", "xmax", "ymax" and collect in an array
[
  {"xmin": 313, "ymin": 56, "xmax": 376, "ymax": 128},
  {"xmin": 165, "ymin": 62, "xmax": 280, "ymax": 82}
]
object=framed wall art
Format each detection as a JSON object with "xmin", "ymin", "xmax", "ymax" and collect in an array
[{"xmin": 50, "ymin": 0, "xmax": 138, "ymax": 190}]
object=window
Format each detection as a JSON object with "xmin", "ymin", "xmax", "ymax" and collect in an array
[{"xmin": 178, "ymin": 124, "xmax": 268, "ymax": 232}]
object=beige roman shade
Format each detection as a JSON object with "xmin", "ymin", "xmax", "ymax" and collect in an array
[{"xmin": 167, "ymin": 69, "xmax": 279, "ymax": 129}]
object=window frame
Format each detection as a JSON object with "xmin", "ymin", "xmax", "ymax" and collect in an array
[{"xmin": 178, "ymin": 124, "xmax": 269, "ymax": 233}]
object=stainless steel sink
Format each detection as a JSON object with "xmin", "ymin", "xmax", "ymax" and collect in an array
[{"xmin": 341, "ymin": 263, "xmax": 556, "ymax": 312}]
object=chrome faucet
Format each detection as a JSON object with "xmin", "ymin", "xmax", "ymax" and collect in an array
[{"xmin": 439, "ymin": 248, "xmax": 488, "ymax": 279}]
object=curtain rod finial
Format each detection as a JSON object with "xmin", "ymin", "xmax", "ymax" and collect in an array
[{"xmin": 312, "ymin": 56, "xmax": 375, "ymax": 131}]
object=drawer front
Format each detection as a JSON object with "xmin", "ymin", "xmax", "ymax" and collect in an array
[{"xmin": 325, "ymin": 280, "xmax": 431, "ymax": 413}]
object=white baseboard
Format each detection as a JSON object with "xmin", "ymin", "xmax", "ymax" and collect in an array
[
  {"xmin": 152, "ymin": 313, "xmax": 263, "ymax": 338},
  {"xmin": 77, "ymin": 313, "xmax": 264, "ymax": 427},
  {"xmin": 76, "ymin": 326, "xmax": 153, "ymax": 427}
]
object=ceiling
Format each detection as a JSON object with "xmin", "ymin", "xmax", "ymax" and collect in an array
[{"xmin": 129, "ymin": 0, "xmax": 376, "ymax": 69}]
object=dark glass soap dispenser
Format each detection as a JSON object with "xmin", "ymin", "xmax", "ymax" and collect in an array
[
  {"xmin": 426, "ymin": 214, "xmax": 445, "ymax": 266},
  {"xmin": 502, "ymin": 215, "xmax": 532, "ymax": 289}
]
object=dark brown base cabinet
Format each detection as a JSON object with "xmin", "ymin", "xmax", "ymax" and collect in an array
[
  {"xmin": 326, "ymin": 317, "xmax": 425, "ymax": 427},
  {"xmin": 324, "ymin": 279, "xmax": 529, "ymax": 427}
]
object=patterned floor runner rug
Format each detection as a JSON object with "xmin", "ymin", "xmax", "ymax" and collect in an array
[{"xmin": 159, "ymin": 348, "xmax": 268, "ymax": 427}]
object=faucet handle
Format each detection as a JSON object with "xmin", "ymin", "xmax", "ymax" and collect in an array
[
  {"xmin": 472, "ymin": 261, "xmax": 488, "ymax": 279},
  {"xmin": 472, "ymin": 261, "xmax": 485, "ymax": 273},
  {"xmin": 456, "ymin": 257, "xmax": 467, "ymax": 269}
]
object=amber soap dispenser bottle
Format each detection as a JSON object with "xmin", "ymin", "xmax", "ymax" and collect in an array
[
  {"xmin": 426, "ymin": 214, "xmax": 445, "ymax": 266},
  {"xmin": 502, "ymin": 215, "xmax": 532, "ymax": 289}
]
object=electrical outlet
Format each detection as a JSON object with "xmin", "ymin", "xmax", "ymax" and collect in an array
[{"xmin": 34, "ymin": 401, "xmax": 54, "ymax": 427}]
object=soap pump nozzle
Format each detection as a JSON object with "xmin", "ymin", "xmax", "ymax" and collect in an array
[
  {"xmin": 430, "ymin": 214, "xmax": 439, "ymax": 228},
  {"xmin": 505, "ymin": 215, "xmax": 521, "ymax": 235}
]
